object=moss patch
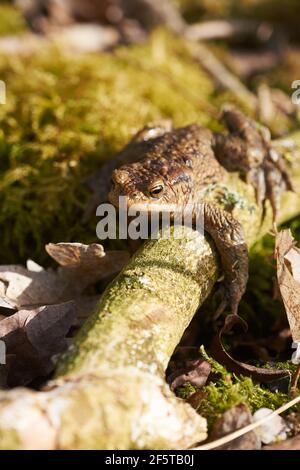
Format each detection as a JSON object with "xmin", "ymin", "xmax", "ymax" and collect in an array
[
  {"xmin": 0, "ymin": 4, "xmax": 27, "ymax": 37},
  {"xmin": 0, "ymin": 30, "xmax": 216, "ymax": 264},
  {"xmin": 179, "ymin": 347, "xmax": 299, "ymax": 429}
]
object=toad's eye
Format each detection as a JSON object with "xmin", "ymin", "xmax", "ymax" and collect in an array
[{"xmin": 149, "ymin": 183, "xmax": 164, "ymax": 198}]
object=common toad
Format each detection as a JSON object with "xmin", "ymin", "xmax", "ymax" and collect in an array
[{"xmin": 101, "ymin": 109, "xmax": 292, "ymax": 315}]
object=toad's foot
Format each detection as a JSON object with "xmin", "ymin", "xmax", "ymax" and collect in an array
[
  {"xmin": 214, "ymin": 108, "xmax": 293, "ymax": 222},
  {"xmin": 245, "ymin": 151, "xmax": 293, "ymax": 221}
]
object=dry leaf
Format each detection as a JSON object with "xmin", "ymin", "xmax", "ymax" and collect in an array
[
  {"xmin": 0, "ymin": 356, "xmax": 16, "ymax": 389},
  {"xmin": 0, "ymin": 265, "xmax": 68, "ymax": 307},
  {"xmin": 210, "ymin": 404, "xmax": 261, "ymax": 450},
  {"xmin": 0, "ymin": 243, "xmax": 128, "ymax": 386},
  {"xmin": 167, "ymin": 346, "xmax": 211, "ymax": 391},
  {"xmin": 0, "ymin": 243, "xmax": 129, "ymax": 308},
  {"xmin": 275, "ymin": 229, "xmax": 300, "ymax": 342},
  {"xmin": 46, "ymin": 242, "xmax": 106, "ymax": 267},
  {"xmin": 0, "ymin": 301, "xmax": 76, "ymax": 386},
  {"xmin": 46, "ymin": 242, "xmax": 129, "ymax": 279},
  {"xmin": 167, "ymin": 358, "xmax": 211, "ymax": 391},
  {"xmin": 46, "ymin": 242, "xmax": 129, "ymax": 296},
  {"xmin": 72, "ymin": 295, "xmax": 100, "ymax": 328},
  {"xmin": 211, "ymin": 314, "xmax": 291, "ymax": 383}
]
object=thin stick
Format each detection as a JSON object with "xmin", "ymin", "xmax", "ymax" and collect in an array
[{"xmin": 191, "ymin": 395, "xmax": 300, "ymax": 450}]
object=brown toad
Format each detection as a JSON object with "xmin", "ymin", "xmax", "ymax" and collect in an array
[{"xmin": 91, "ymin": 109, "xmax": 292, "ymax": 315}]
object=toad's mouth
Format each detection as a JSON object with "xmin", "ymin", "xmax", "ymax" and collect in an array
[{"xmin": 108, "ymin": 194, "xmax": 195, "ymax": 217}]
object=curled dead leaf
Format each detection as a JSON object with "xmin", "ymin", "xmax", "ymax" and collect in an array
[
  {"xmin": 211, "ymin": 314, "xmax": 291, "ymax": 384},
  {"xmin": 275, "ymin": 229, "xmax": 300, "ymax": 343},
  {"xmin": 45, "ymin": 242, "xmax": 106, "ymax": 267},
  {"xmin": 46, "ymin": 242, "xmax": 129, "ymax": 289}
]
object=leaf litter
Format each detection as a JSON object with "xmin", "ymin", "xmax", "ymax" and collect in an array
[{"xmin": 0, "ymin": 242, "xmax": 129, "ymax": 387}]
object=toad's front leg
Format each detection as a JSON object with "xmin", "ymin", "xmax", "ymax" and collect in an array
[{"xmin": 197, "ymin": 202, "xmax": 249, "ymax": 316}]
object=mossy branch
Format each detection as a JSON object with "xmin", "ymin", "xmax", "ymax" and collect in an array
[{"xmin": 1, "ymin": 133, "xmax": 300, "ymax": 449}]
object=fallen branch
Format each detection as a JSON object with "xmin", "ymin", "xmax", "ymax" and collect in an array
[{"xmin": 1, "ymin": 133, "xmax": 300, "ymax": 449}]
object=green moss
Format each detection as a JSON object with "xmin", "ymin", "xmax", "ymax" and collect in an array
[
  {"xmin": 0, "ymin": 30, "xmax": 216, "ymax": 264},
  {"xmin": 196, "ymin": 347, "xmax": 298, "ymax": 429},
  {"xmin": 0, "ymin": 5, "xmax": 27, "ymax": 36},
  {"xmin": 177, "ymin": 382, "xmax": 197, "ymax": 399}
]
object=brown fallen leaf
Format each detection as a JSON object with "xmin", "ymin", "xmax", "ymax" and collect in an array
[
  {"xmin": 0, "ymin": 297, "xmax": 16, "ymax": 314},
  {"xmin": 0, "ymin": 356, "xmax": 15, "ymax": 389},
  {"xmin": 275, "ymin": 229, "xmax": 300, "ymax": 390},
  {"xmin": 0, "ymin": 243, "xmax": 129, "ymax": 308},
  {"xmin": 167, "ymin": 358, "xmax": 211, "ymax": 392},
  {"xmin": 167, "ymin": 346, "xmax": 211, "ymax": 391},
  {"xmin": 210, "ymin": 404, "xmax": 261, "ymax": 450},
  {"xmin": 46, "ymin": 242, "xmax": 129, "ymax": 272},
  {"xmin": 0, "ymin": 301, "xmax": 76, "ymax": 386},
  {"xmin": 46, "ymin": 242, "xmax": 105, "ymax": 267},
  {"xmin": 0, "ymin": 264, "xmax": 69, "ymax": 307},
  {"xmin": 0, "ymin": 243, "xmax": 128, "ymax": 386},
  {"xmin": 275, "ymin": 229, "xmax": 300, "ymax": 342},
  {"xmin": 72, "ymin": 295, "xmax": 100, "ymax": 326},
  {"xmin": 46, "ymin": 242, "xmax": 129, "ymax": 294},
  {"xmin": 211, "ymin": 314, "xmax": 291, "ymax": 384}
]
